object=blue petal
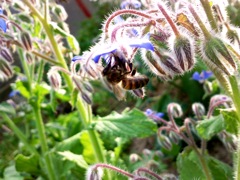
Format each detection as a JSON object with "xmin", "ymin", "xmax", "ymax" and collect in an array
[
  {"xmin": 92, "ymin": 46, "xmax": 117, "ymax": 63},
  {"xmin": 202, "ymin": 71, "xmax": 213, "ymax": 79},
  {"xmin": 9, "ymin": 90, "xmax": 20, "ymax": 98},
  {"xmin": 145, "ymin": 108, "xmax": 153, "ymax": 115},
  {"xmin": 0, "ymin": 8, "xmax": 7, "ymax": 33},
  {"xmin": 129, "ymin": 34, "xmax": 154, "ymax": 51},
  {"xmin": 192, "ymin": 72, "xmax": 200, "ymax": 81},
  {"xmin": 72, "ymin": 55, "xmax": 83, "ymax": 62},
  {"xmin": 156, "ymin": 112, "xmax": 164, "ymax": 118}
]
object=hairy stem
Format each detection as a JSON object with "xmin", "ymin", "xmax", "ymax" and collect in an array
[
  {"xmin": 32, "ymin": 103, "xmax": 56, "ymax": 180},
  {"xmin": 200, "ymin": 0, "xmax": 218, "ymax": 32}
]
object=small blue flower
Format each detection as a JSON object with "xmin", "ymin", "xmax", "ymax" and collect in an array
[
  {"xmin": 120, "ymin": 0, "xmax": 141, "ymax": 9},
  {"xmin": 145, "ymin": 108, "xmax": 164, "ymax": 118},
  {"xmin": 92, "ymin": 34, "xmax": 154, "ymax": 63},
  {"xmin": 192, "ymin": 70, "xmax": 213, "ymax": 83},
  {"xmin": 8, "ymin": 90, "xmax": 20, "ymax": 98},
  {"xmin": 0, "ymin": 8, "xmax": 7, "ymax": 32}
]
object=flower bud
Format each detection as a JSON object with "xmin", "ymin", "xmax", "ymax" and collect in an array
[
  {"xmin": 86, "ymin": 165, "xmax": 103, "ymax": 180},
  {"xmin": 141, "ymin": 49, "xmax": 181, "ymax": 79},
  {"xmin": 192, "ymin": 102, "xmax": 205, "ymax": 118},
  {"xmin": 53, "ymin": 5, "xmax": 68, "ymax": 21},
  {"xmin": 129, "ymin": 153, "xmax": 140, "ymax": 163},
  {"xmin": 209, "ymin": 94, "xmax": 232, "ymax": 109},
  {"xmin": 81, "ymin": 92, "xmax": 92, "ymax": 104},
  {"xmin": 159, "ymin": 135, "xmax": 172, "ymax": 150},
  {"xmin": 20, "ymin": 31, "xmax": 32, "ymax": 51},
  {"xmin": 169, "ymin": 131, "xmax": 180, "ymax": 144},
  {"xmin": 167, "ymin": 103, "xmax": 183, "ymax": 118},
  {"xmin": 142, "ymin": 149, "xmax": 151, "ymax": 157},
  {"xmin": 226, "ymin": 29, "xmax": 239, "ymax": 46},
  {"xmin": 25, "ymin": 53, "xmax": 33, "ymax": 64},
  {"xmin": 174, "ymin": 35, "xmax": 195, "ymax": 72},
  {"xmin": 0, "ymin": 48, "xmax": 14, "ymax": 64},
  {"xmin": 47, "ymin": 69, "xmax": 62, "ymax": 89},
  {"xmin": 202, "ymin": 37, "xmax": 237, "ymax": 75},
  {"xmin": 203, "ymin": 81, "xmax": 213, "ymax": 95},
  {"xmin": 0, "ymin": 59, "xmax": 13, "ymax": 79}
]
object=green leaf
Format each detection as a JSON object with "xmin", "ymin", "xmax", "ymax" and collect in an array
[
  {"xmin": 54, "ymin": 132, "xmax": 83, "ymax": 154},
  {"xmin": 196, "ymin": 115, "xmax": 225, "ymax": 140},
  {"xmin": 0, "ymin": 102, "xmax": 16, "ymax": 115},
  {"xmin": 66, "ymin": 34, "xmax": 80, "ymax": 54},
  {"xmin": 220, "ymin": 108, "xmax": 238, "ymax": 135},
  {"xmin": 80, "ymin": 130, "xmax": 105, "ymax": 164},
  {"xmin": 3, "ymin": 165, "xmax": 24, "ymax": 180},
  {"xmin": 177, "ymin": 148, "xmax": 233, "ymax": 180},
  {"xmin": 58, "ymin": 151, "xmax": 88, "ymax": 169},
  {"xmin": 15, "ymin": 154, "xmax": 41, "ymax": 175},
  {"xmin": 177, "ymin": 148, "xmax": 205, "ymax": 180},
  {"xmin": 207, "ymin": 156, "xmax": 233, "ymax": 180},
  {"xmin": 93, "ymin": 108, "xmax": 157, "ymax": 140},
  {"xmin": 15, "ymin": 81, "xmax": 30, "ymax": 99}
]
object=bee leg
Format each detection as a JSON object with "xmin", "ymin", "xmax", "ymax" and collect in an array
[{"xmin": 132, "ymin": 88, "xmax": 144, "ymax": 98}]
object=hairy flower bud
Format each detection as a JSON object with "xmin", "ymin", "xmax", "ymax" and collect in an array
[
  {"xmin": 129, "ymin": 153, "xmax": 140, "ymax": 163},
  {"xmin": 192, "ymin": 102, "xmax": 205, "ymax": 118},
  {"xmin": 158, "ymin": 135, "xmax": 172, "ymax": 150},
  {"xmin": 0, "ymin": 48, "xmax": 14, "ymax": 64},
  {"xmin": 25, "ymin": 53, "xmax": 33, "ymax": 64},
  {"xmin": 21, "ymin": 31, "xmax": 32, "ymax": 51},
  {"xmin": 53, "ymin": 5, "xmax": 68, "ymax": 21},
  {"xmin": 47, "ymin": 69, "xmax": 62, "ymax": 89},
  {"xmin": 142, "ymin": 49, "xmax": 181, "ymax": 79},
  {"xmin": 169, "ymin": 131, "xmax": 180, "ymax": 144},
  {"xmin": 174, "ymin": 35, "xmax": 195, "ymax": 72},
  {"xmin": 202, "ymin": 37, "xmax": 237, "ymax": 75},
  {"xmin": 167, "ymin": 103, "xmax": 183, "ymax": 118},
  {"xmin": 86, "ymin": 165, "xmax": 103, "ymax": 180},
  {"xmin": 0, "ymin": 59, "xmax": 13, "ymax": 80}
]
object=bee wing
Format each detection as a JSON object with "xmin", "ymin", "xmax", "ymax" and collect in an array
[{"xmin": 112, "ymin": 85, "xmax": 126, "ymax": 101}]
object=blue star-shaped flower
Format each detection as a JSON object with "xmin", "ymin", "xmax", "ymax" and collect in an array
[
  {"xmin": 120, "ymin": 0, "xmax": 141, "ymax": 9},
  {"xmin": 192, "ymin": 70, "xmax": 213, "ymax": 83},
  {"xmin": 92, "ymin": 34, "xmax": 154, "ymax": 63},
  {"xmin": 0, "ymin": 8, "xmax": 7, "ymax": 32}
]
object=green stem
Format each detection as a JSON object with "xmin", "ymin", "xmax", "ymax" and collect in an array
[
  {"xmin": 1, "ymin": 113, "xmax": 39, "ymax": 155},
  {"xmin": 194, "ymin": 147, "xmax": 212, "ymax": 180},
  {"xmin": 229, "ymin": 76, "xmax": 240, "ymax": 180},
  {"xmin": 32, "ymin": 103, "xmax": 57, "ymax": 180},
  {"xmin": 37, "ymin": 60, "xmax": 45, "ymax": 83},
  {"xmin": 200, "ymin": 0, "xmax": 218, "ymax": 32},
  {"xmin": 188, "ymin": 4, "xmax": 212, "ymax": 40},
  {"xmin": 18, "ymin": 48, "xmax": 32, "ymax": 92}
]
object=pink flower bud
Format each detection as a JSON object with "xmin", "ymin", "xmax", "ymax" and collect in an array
[
  {"xmin": 21, "ymin": 31, "xmax": 32, "ymax": 51},
  {"xmin": 0, "ymin": 48, "xmax": 14, "ymax": 64}
]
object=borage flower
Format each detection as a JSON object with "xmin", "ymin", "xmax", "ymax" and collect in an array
[
  {"xmin": 92, "ymin": 33, "xmax": 154, "ymax": 63},
  {"xmin": 192, "ymin": 70, "xmax": 213, "ymax": 83},
  {"xmin": 82, "ymin": 34, "xmax": 154, "ymax": 100},
  {"xmin": 120, "ymin": 0, "xmax": 141, "ymax": 9}
]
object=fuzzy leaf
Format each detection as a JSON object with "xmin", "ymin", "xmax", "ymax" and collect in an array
[
  {"xmin": 220, "ymin": 108, "xmax": 238, "ymax": 135},
  {"xmin": 196, "ymin": 115, "xmax": 225, "ymax": 140},
  {"xmin": 177, "ymin": 148, "xmax": 205, "ymax": 180},
  {"xmin": 177, "ymin": 148, "xmax": 233, "ymax": 180},
  {"xmin": 80, "ymin": 130, "xmax": 105, "ymax": 164},
  {"xmin": 58, "ymin": 151, "xmax": 88, "ymax": 169},
  {"xmin": 207, "ymin": 156, "xmax": 233, "ymax": 180},
  {"xmin": 15, "ymin": 154, "xmax": 41, "ymax": 175},
  {"xmin": 93, "ymin": 108, "xmax": 157, "ymax": 139},
  {"xmin": 0, "ymin": 102, "xmax": 16, "ymax": 115}
]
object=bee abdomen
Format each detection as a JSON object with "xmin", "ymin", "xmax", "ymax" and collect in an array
[{"xmin": 122, "ymin": 76, "xmax": 149, "ymax": 90}]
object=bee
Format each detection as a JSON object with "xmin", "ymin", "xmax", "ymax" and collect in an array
[{"xmin": 102, "ymin": 53, "xmax": 149, "ymax": 100}]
